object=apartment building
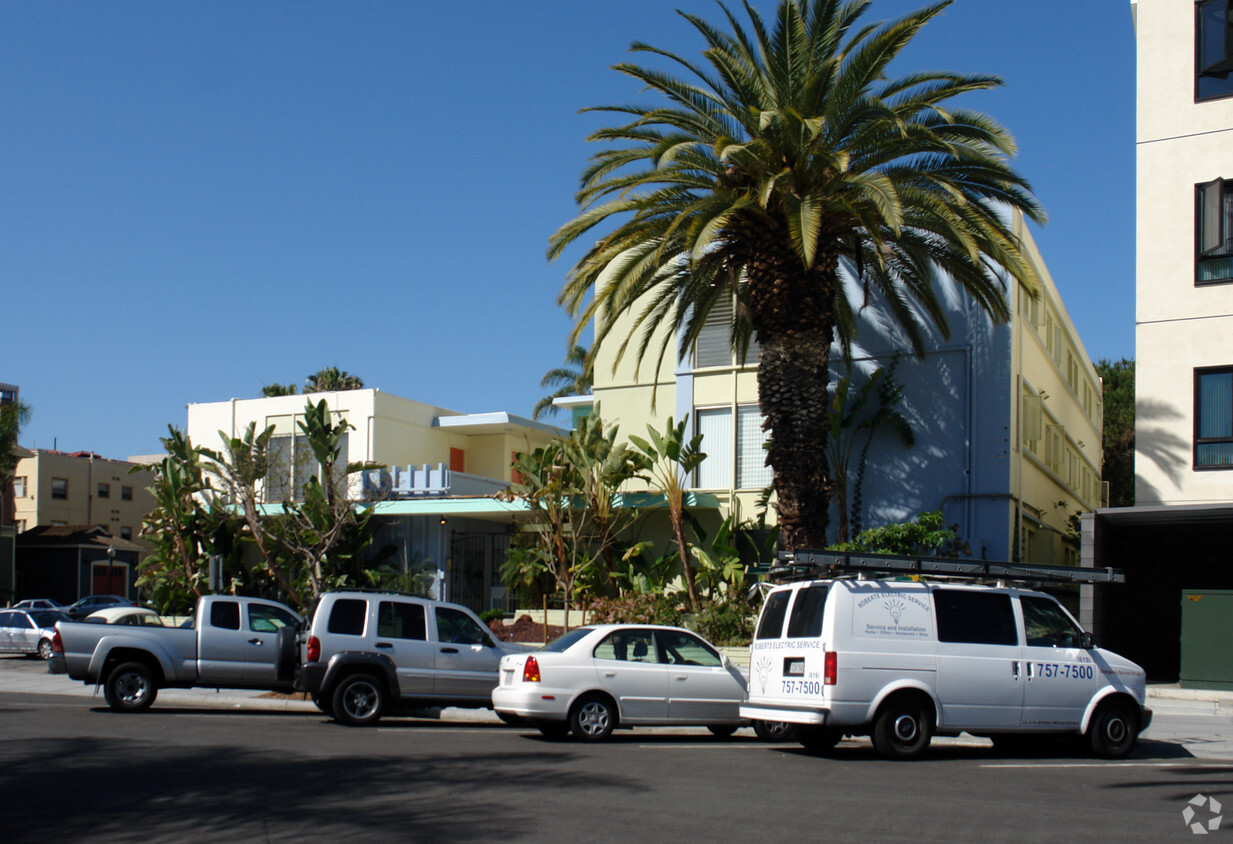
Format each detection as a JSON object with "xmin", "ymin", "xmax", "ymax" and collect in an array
[
  {"xmin": 588, "ymin": 211, "xmax": 1102, "ymax": 567},
  {"xmin": 11, "ymin": 450, "xmax": 155, "ymax": 541}
]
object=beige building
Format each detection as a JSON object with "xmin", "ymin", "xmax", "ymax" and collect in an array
[
  {"xmin": 11, "ymin": 450, "xmax": 155, "ymax": 541},
  {"xmin": 588, "ymin": 210, "xmax": 1102, "ymax": 565},
  {"xmin": 185, "ymin": 389, "xmax": 564, "ymax": 611},
  {"xmin": 1133, "ymin": 0, "xmax": 1233, "ymax": 503}
]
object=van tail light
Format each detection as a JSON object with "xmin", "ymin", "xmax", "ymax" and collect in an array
[
  {"xmin": 52, "ymin": 630, "xmax": 63, "ymax": 655},
  {"xmin": 523, "ymin": 656, "xmax": 541, "ymax": 683},
  {"xmin": 824, "ymin": 651, "xmax": 837, "ymax": 686},
  {"xmin": 307, "ymin": 636, "xmax": 321, "ymax": 664}
]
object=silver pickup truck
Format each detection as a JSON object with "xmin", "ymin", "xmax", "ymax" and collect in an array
[{"xmin": 49, "ymin": 594, "xmax": 301, "ymax": 712}]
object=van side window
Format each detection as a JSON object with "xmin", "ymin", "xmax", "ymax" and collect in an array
[
  {"xmin": 1020, "ymin": 595, "xmax": 1083, "ymax": 648},
  {"xmin": 327, "ymin": 599, "xmax": 368, "ymax": 636},
  {"xmin": 934, "ymin": 590, "xmax": 1018, "ymax": 646},
  {"xmin": 786, "ymin": 586, "xmax": 828, "ymax": 638},
  {"xmin": 755, "ymin": 590, "xmax": 792, "ymax": 640}
]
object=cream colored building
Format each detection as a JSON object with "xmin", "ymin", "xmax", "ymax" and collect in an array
[
  {"xmin": 11, "ymin": 450, "xmax": 156, "ymax": 541},
  {"xmin": 1133, "ymin": 0, "xmax": 1233, "ymax": 504},
  {"xmin": 185, "ymin": 389, "xmax": 565, "ymax": 611},
  {"xmin": 588, "ymin": 210, "xmax": 1102, "ymax": 565}
]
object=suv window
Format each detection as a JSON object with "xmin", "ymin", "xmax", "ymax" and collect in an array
[
  {"xmin": 1020, "ymin": 595, "xmax": 1084, "ymax": 648},
  {"xmin": 378, "ymin": 601, "xmax": 427, "ymax": 640},
  {"xmin": 786, "ymin": 585, "xmax": 827, "ymax": 638},
  {"xmin": 210, "ymin": 601, "xmax": 241, "ymax": 631},
  {"xmin": 755, "ymin": 590, "xmax": 792, "ymax": 640},
  {"xmin": 328, "ymin": 599, "xmax": 368, "ymax": 636},
  {"xmin": 934, "ymin": 590, "xmax": 1018, "ymax": 646},
  {"xmin": 434, "ymin": 606, "xmax": 487, "ymax": 645}
]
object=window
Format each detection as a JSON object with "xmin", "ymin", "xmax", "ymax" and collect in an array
[
  {"xmin": 327, "ymin": 599, "xmax": 368, "ymax": 636},
  {"xmin": 209, "ymin": 601, "xmax": 241, "ymax": 631},
  {"xmin": 13, "ymin": 476, "xmax": 25, "ymax": 498},
  {"xmin": 934, "ymin": 589, "xmax": 1018, "ymax": 646},
  {"xmin": 1197, "ymin": 178, "xmax": 1233, "ymax": 283},
  {"xmin": 1020, "ymin": 596, "xmax": 1084, "ymax": 648},
  {"xmin": 377, "ymin": 601, "xmax": 426, "ymax": 640},
  {"xmin": 249, "ymin": 603, "xmax": 299, "ymax": 633},
  {"xmin": 51, "ymin": 478, "xmax": 68, "ymax": 500},
  {"xmin": 693, "ymin": 290, "xmax": 760, "ymax": 368},
  {"xmin": 657, "ymin": 629, "xmax": 722, "ymax": 666},
  {"xmin": 434, "ymin": 606, "xmax": 488, "ymax": 645},
  {"xmin": 121, "ymin": 485, "xmax": 133, "ymax": 501},
  {"xmin": 98, "ymin": 483, "xmax": 110, "ymax": 499},
  {"xmin": 119, "ymin": 527, "xmax": 132, "ymax": 540},
  {"xmin": 754, "ymin": 590, "xmax": 792, "ymax": 640},
  {"xmin": 1021, "ymin": 388, "xmax": 1042, "ymax": 454},
  {"xmin": 594, "ymin": 629, "xmax": 658, "ymax": 662},
  {"xmin": 694, "ymin": 404, "xmax": 772, "ymax": 490},
  {"xmin": 1197, "ymin": 0, "xmax": 1233, "ymax": 101},
  {"xmin": 1196, "ymin": 367, "xmax": 1233, "ymax": 468},
  {"xmin": 785, "ymin": 586, "xmax": 828, "ymax": 639}
]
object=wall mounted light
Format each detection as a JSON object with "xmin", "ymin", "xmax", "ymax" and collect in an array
[{"xmin": 439, "ymin": 516, "xmax": 447, "ymax": 526}]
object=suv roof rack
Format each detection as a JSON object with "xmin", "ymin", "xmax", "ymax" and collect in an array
[{"xmin": 768, "ymin": 549, "xmax": 1124, "ymax": 585}]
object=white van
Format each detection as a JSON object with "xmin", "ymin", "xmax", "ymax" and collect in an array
[{"xmin": 739, "ymin": 555, "xmax": 1151, "ymax": 760}]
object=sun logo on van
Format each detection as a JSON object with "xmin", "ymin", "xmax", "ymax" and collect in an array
[{"xmin": 885, "ymin": 599, "xmax": 906, "ymax": 627}]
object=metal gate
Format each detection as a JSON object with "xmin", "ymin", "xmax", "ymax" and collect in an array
[{"xmin": 449, "ymin": 534, "xmax": 487, "ymax": 613}]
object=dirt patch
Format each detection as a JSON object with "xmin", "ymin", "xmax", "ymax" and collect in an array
[{"xmin": 490, "ymin": 614, "xmax": 566, "ymax": 644}]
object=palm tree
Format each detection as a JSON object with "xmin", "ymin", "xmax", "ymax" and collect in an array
[
  {"xmin": 260, "ymin": 383, "xmax": 298, "ymax": 397},
  {"xmin": 549, "ymin": 0, "xmax": 1043, "ymax": 552},
  {"xmin": 532, "ymin": 345, "xmax": 593, "ymax": 421},
  {"xmin": 304, "ymin": 367, "xmax": 364, "ymax": 393}
]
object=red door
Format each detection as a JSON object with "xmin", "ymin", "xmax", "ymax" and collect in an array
[{"xmin": 91, "ymin": 564, "xmax": 128, "ymax": 596}]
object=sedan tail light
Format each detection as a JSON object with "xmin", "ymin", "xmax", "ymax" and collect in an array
[
  {"xmin": 307, "ymin": 635, "xmax": 321, "ymax": 664},
  {"xmin": 522, "ymin": 656, "xmax": 541, "ymax": 683}
]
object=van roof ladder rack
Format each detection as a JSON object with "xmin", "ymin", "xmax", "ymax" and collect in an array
[{"xmin": 769, "ymin": 550, "xmax": 1124, "ymax": 585}]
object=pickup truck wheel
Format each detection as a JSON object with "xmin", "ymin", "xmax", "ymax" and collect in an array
[
  {"xmin": 274, "ymin": 627, "xmax": 298, "ymax": 684},
  {"xmin": 332, "ymin": 674, "xmax": 386, "ymax": 727},
  {"xmin": 104, "ymin": 662, "xmax": 158, "ymax": 713},
  {"xmin": 37, "ymin": 639, "xmax": 53, "ymax": 661}
]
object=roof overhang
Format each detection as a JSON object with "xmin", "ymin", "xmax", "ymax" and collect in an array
[
  {"xmin": 434, "ymin": 412, "xmax": 566, "ymax": 437},
  {"xmin": 1093, "ymin": 503, "xmax": 1233, "ymax": 528}
]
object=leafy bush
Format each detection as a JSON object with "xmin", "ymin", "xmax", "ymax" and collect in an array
[
  {"xmin": 691, "ymin": 599, "xmax": 756, "ymax": 647},
  {"xmin": 827, "ymin": 510, "xmax": 969, "ymax": 558},
  {"xmin": 588, "ymin": 593, "xmax": 755, "ymax": 647},
  {"xmin": 479, "ymin": 608, "xmax": 507, "ymax": 624}
]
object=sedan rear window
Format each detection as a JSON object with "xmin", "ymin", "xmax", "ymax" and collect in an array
[{"xmin": 541, "ymin": 627, "xmax": 593, "ymax": 652}]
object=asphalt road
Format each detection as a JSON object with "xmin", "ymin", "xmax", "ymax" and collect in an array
[{"xmin": 1, "ymin": 689, "xmax": 1230, "ymax": 843}]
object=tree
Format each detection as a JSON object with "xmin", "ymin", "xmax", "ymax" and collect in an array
[
  {"xmin": 1095, "ymin": 358, "xmax": 1134, "ymax": 508},
  {"xmin": 629, "ymin": 416, "xmax": 707, "ymax": 611},
  {"xmin": 261, "ymin": 383, "xmax": 298, "ymax": 397},
  {"xmin": 304, "ymin": 367, "xmax": 364, "ymax": 392},
  {"xmin": 550, "ymin": 0, "xmax": 1043, "ymax": 553},
  {"xmin": 0, "ymin": 398, "xmax": 31, "ymax": 491},
  {"xmin": 533, "ymin": 345, "xmax": 593, "ymax": 421}
]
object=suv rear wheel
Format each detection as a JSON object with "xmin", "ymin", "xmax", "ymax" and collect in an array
[{"xmin": 332, "ymin": 674, "xmax": 386, "ymax": 727}]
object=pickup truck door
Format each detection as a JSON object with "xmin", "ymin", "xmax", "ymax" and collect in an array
[
  {"xmin": 241, "ymin": 601, "xmax": 302, "ymax": 685},
  {"xmin": 195, "ymin": 600, "xmax": 248, "ymax": 686}
]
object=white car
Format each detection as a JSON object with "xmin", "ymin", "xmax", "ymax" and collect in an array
[
  {"xmin": 492, "ymin": 624, "xmax": 748, "ymax": 741},
  {"xmin": 84, "ymin": 607, "xmax": 166, "ymax": 626}
]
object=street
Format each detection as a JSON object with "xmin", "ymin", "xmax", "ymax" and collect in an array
[{"xmin": 1, "ymin": 684, "xmax": 1230, "ymax": 843}]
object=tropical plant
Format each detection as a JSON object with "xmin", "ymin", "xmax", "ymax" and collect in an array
[
  {"xmin": 304, "ymin": 367, "xmax": 364, "ymax": 393},
  {"xmin": 0, "ymin": 398, "xmax": 32, "ymax": 488},
  {"xmin": 829, "ymin": 510, "xmax": 968, "ymax": 557},
  {"xmin": 826, "ymin": 361, "xmax": 914, "ymax": 542},
  {"xmin": 550, "ymin": 0, "xmax": 1043, "ymax": 554},
  {"xmin": 533, "ymin": 344, "xmax": 593, "ymax": 421},
  {"xmin": 629, "ymin": 416, "xmax": 707, "ymax": 610},
  {"xmin": 261, "ymin": 383, "xmax": 299, "ymax": 397}
]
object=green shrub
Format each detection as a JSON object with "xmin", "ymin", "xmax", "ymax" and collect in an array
[
  {"xmin": 588, "ymin": 593, "xmax": 755, "ymax": 647},
  {"xmin": 691, "ymin": 599, "xmax": 755, "ymax": 647},
  {"xmin": 479, "ymin": 608, "xmax": 507, "ymax": 624}
]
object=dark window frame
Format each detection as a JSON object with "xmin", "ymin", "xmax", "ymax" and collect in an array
[
  {"xmin": 1195, "ymin": 365, "xmax": 1233, "ymax": 469},
  {"xmin": 1197, "ymin": 0, "xmax": 1233, "ymax": 102},
  {"xmin": 1197, "ymin": 178, "xmax": 1233, "ymax": 284},
  {"xmin": 50, "ymin": 478, "xmax": 68, "ymax": 500}
]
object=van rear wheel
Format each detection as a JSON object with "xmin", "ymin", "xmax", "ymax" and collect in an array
[{"xmin": 872, "ymin": 698, "xmax": 933, "ymax": 760}]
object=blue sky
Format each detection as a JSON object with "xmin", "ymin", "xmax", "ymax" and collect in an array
[{"xmin": 2, "ymin": 0, "xmax": 1136, "ymax": 460}]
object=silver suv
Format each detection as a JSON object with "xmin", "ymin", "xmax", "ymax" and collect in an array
[{"xmin": 284, "ymin": 591, "xmax": 508, "ymax": 726}]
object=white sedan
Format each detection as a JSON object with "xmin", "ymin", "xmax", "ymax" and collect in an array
[
  {"xmin": 84, "ymin": 607, "xmax": 166, "ymax": 626},
  {"xmin": 492, "ymin": 624, "xmax": 749, "ymax": 741}
]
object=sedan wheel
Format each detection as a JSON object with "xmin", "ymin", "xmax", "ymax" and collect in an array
[
  {"xmin": 570, "ymin": 696, "xmax": 616, "ymax": 742},
  {"xmin": 753, "ymin": 721, "xmax": 797, "ymax": 742},
  {"xmin": 37, "ymin": 639, "xmax": 53, "ymax": 661}
]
